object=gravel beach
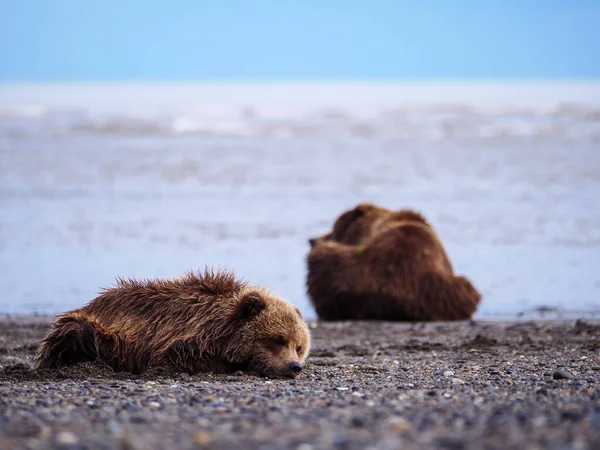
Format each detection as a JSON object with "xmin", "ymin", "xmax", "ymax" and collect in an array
[{"xmin": 1, "ymin": 316, "xmax": 599, "ymax": 450}]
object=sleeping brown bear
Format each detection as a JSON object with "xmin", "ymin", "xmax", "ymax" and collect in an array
[
  {"xmin": 36, "ymin": 269, "xmax": 310, "ymax": 378},
  {"xmin": 306, "ymin": 203, "xmax": 481, "ymax": 321}
]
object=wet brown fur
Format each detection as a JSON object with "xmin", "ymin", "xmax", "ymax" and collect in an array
[
  {"xmin": 307, "ymin": 203, "xmax": 481, "ymax": 321},
  {"xmin": 36, "ymin": 269, "xmax": 311, "ymax": 378}
]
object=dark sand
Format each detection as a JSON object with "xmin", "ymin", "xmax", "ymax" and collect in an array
[{"xmin": 1, "ymin": 316, "xmax": 599, "ymax": 450}]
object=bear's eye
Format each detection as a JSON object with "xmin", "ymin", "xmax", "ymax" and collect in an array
[{"xmin": 262, "ymin": 336, "xmax": 286, "ymax": 348}]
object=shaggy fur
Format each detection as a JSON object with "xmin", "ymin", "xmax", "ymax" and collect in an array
[
  {"xmin": 306, "ymin": 203, "xmax": 481, "ymax": 321},
  {"xmin": 36, "ymin": 269, "xmax": 311, "ymax": 378}
]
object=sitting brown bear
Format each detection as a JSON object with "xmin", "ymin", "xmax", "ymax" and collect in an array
[
  {"xmin": 306, "ymin": 203, "xmax": 481, "ymax": 321},
  {"xmin": 36, "ymin": 269, "xmax": 310, "ymax": 378}
]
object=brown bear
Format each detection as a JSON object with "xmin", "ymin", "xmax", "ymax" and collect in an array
[
  {"xmin": 306, "ymin": 203, "xmax": 481, "ymax": 321},
  {"xmin": 36, "ymin": 269, "xmax": 311, "ymax": 378}
]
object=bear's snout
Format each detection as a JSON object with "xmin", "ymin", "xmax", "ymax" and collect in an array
[
  {"xmin": 308, "ymin": 238, "xmax": 317, "ymax": 248},
  {"xmin": 288, "ymin": 361, "xmax": 302, "ymax": 374}
]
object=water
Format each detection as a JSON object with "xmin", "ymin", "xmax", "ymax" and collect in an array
[{"xmin": 1, "ymin": 81, "xmax": 599, "ymax": 319}]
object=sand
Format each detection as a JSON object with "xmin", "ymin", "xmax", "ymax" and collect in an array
[{"xmin": 0, "ymin": 316, "xmax": 599, "ymax": 449}]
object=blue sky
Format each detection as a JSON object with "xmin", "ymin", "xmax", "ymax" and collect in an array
[{"xmin": 1, "ymin": 0, "xmax": 599, "ymax": 81}]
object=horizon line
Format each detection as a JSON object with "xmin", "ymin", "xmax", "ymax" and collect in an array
[{"xmin": 2, "ymin": 77, "xmax": 600, "ymax": 85}]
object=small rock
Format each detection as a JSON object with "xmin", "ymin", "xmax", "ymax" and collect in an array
[
  {"xmin": 6, "ymin": 421, "xmax": 42, "ymax": 437},
  {"xmin": 587, "ymin": 377, "xmax": 598, "ymax": 383},
  {"xmin": 107, "ymin": 421, "xmax": 121, "ymax": 434},
  {"xmin": 452, "ymin": 378, "xmax": 465, "ymax": 385},
  {"xmin": 351, "ymin": 391, "xmax": 364, "ymax": 397},
  {"xmin": 233, "ymin": 370, "xmax": 244, "ymax": 376},
  {"xmin": 553, "ymin": 371, "xmax": 574, "ymax": 380},
  {"xmin": 350, "ymin": 416, "xmax": 366, "ymax": 427},
  {"xmin": 130, "ymin": 416, "xmax": 146, "ymax": 424},
  {"xmin": 296, "ymin": 444, "xmax": 314, "ymax": 450},
  {"xmin": 436, "ymin": 436, "xmax": 465, "ymax": 449},
  {"xmin": 443, "ymin": 371, "xmax": 455, "ymax": 377},
  {"xmin": 55, "ymin": 431, "xmax": 78, "ymax": 445},
  {"xmin": 194, "ymin": 432, "xmax": 211, "ymax": 447},
  {"xmin": 532, "ymin": 416, "xmax": 547, "ymax": 427},
  {"xmin": 146, "ymin": 401, "xmax": 161, "ymax": 408},
  {"xmin": 336, "ymin": 387, "xmax": 349, "ymax": 391},
  {"xmin": 388, "ymin": 416, "xmax": 410, "ymax": 433}
]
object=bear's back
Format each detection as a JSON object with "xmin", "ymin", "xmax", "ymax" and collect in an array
[{"xmin": 80, "ymin": 270, "xmax": 245, "ymax": 344}]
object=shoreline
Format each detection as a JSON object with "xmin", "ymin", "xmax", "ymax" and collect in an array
[{"xmin": 1, "ymin": 316, "xmax": 599, "ymax": 449}]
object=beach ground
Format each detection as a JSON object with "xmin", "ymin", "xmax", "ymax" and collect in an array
[{"xmin": 1, "ymin": 316, "xmax": 599, "ymax": 450}]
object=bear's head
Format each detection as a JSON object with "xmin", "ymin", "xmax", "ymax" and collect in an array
[
  {"xmin": 309, "ymin": 203, "xmax": 390, "ymax": 247},
  {"xmin": 309, "ymin": 203, "xmax": 430, "ymax": 248},
  {"xmin": 225, "ymin": 289, "xmax": 310, "ymax": 379}
]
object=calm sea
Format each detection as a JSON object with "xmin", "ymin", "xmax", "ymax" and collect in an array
[{"xmin": 1, "ymin": 82, "xmax": 599, "ymax": 318}]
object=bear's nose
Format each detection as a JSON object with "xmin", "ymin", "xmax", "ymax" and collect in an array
[
  {"xmin": 308, "ymin": 238, "xmax": 317, "ymax": 247},
  {"xmin": 288, "ymin": 361, "xmax": 302, "ymax": 374}
]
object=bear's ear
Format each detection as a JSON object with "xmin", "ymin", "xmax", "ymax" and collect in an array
[
  {"xmin": 294, "ymin": 306, "xmax": 303, "ymax": 318},
  {"xmin": 350, "ymin": 206, "xmax": 365, "ymax": 220},
  {"xmin": 231, "ymin": 292, "xmax": 266, "ymax": 322}
]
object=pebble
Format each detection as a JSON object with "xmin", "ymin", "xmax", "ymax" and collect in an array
[
  {"xmin": 452, "ymin": 378, "xmax": 466, "ymax": 385},
  {"xmin": 336, "ymin": 387, "xmax": 349, "ymax": 391},
  {"xmin": 107, "ymin": 420, "xmax": 121, "ymax": 434},
  {"xmin": 7, "ymin": 421, "xmax": 43, "ymax": 437},
  {"xmin": 443, "ymin": 371, "xmax": 455, "ymax": 377},
  {"xmin": 586, "ymin": 377, "xmax": 598, "ymax": 383},
  {"xmin": 350, "ymin": 415, "xmax": 366, "ymax": 427},
  {"xmin": 296, "ymin": 444, "xmax": 314, "ymax": 450},
  {"xmin": 55, "ymin": 431, "xmax": 78, "ymax": 445},
  {"xmin": 553, "ymin": 371, "xmax": 574, "ymax": 380},
  {"xmin": 532, "ymin": 416, "xmax": 547, "ymax": 427},
  {"xmin": 388, "ymin": 416, "xmax": 410, "ymax": 432},
  {"xmin": 194, "ymin": 432, "xmax": 211, "ymax": 447}
]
